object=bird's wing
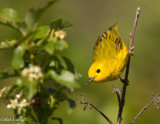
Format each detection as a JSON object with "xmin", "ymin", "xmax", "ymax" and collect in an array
[{"xmin": 93, "ymin": 24, "xmax": 128, "ymax": 62}]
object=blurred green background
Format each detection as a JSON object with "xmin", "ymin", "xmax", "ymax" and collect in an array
[{"xmin": 0, "ymin": 0, "xmax": 160, "ymax": 124}]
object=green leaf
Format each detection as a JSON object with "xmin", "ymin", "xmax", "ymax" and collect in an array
[
  {"xmin": 44, "ymin": 38, "xmax": 56, "ymax": 54},
  {"xmin": 67, "ymin": 98, "xmax": 76, "ymax": 109},
  {"xmin": 0, "ymin": 40, "xmax": 17, "ymax": 49},
  {"xmin": 0, "ymin": 8, "xmax": 22, "ymax": 22},
  {"xmin": 5, "ymin": 84, "xmax": 19, "ymax": 98},
  {"xmin": 56, "ymin": 55, "xmax": 68, "ymax": 69},
  {"xmin": 16, "ymin": 21, "xmax": 29, "ymax": 36},
  {"xmin": 51, "ymin": 117, "xmax": 63, "ymax": 124},
  {"xmin": 33, "ymin": 26, "xmax": 50, "ymax": 40},
  {"xmin": 12, "ymin": 44, "xmax": 26, "ymax": 69},
  {"xmin": 24, "ymin": 0, "xmax": 59, "ymax": 30},
  {"xmin": 54, "ymin": 55, "xmax": 75, "ymax": 73},
  {"xmin": 38, "ymin": 108, "xmax": 53, "ymax": 124},
  {"xmin": 33, "ymin": 26, "xmax": 51, "ymax": 46},
  {"xmin": 45, "ymin": 69, "xmax": 80, "ymax": 89},
  {"xmin": 0, "ymin": 69, "xmax": 18, "ymax": 79},
  {"xmin": 19, "ymin": 26, "xmax": 50, "ymax": 49},
  {"xmin": 27, "ymin": 107, "xmax": 39, "ymax": 123},
  {"xmin": 22, "ymin": 78, "xmax": 37, "ymax": 100},
  {"xmin": 50, "ymin": 19, "xmax": 73, "ymax": 30},
  {"xmin": 0, "ymin": 8, "xmax": 26, "ymax": 35},
  {"xmin": 48, "ymin": 88, "xmax": 56, "ymax": 94},
  {"xmin": 54, "ymin": 91, "xmax": 68, "ymax": 102},
  {"xmin": 4, "ymin": 79, "xmax": 24, "ymax": 98},
  {"xmin": 55, "ymin": 40, "xmax": 68, "ymax": 51},
  {"xmin": 43, "ymin": 55, "xmax": 77, "ymax": 76},
  {"xmin": 39, "ymin": 86, "xmax": 51, "ymax": 108},
  {"xmin": 19, "ymin": 30, "xmax": 38, "ymax": 44}
]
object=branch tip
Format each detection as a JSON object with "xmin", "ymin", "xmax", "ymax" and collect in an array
[
  {"xmin": 130, "ymin": 94, "xmax": 160, "ymax": 124},
  {"xmin": 117, "ymin": 6, "xmax": 140, "ymax": 124},
  {"xmin": 76, "ymin": 95, "xmax": 113, "ymax": 124},
  {"xmin": 137, "ymin": 6, "xmax": 140, "ymax": 13},
  {"xmin": 112, "ymin": 85, "xmax": 122, "ymax": 94}
]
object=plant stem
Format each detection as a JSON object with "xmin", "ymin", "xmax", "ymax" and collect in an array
[
  {"xmin": 76, "ymin": 96, "xmax": 113, "ymax": 124},
  {"xmin": 130, "ymin": 94, "xmax": 160, "ymax": 124},
  {"xmin": 117, "ymin": 6, "xmax": 140, "ymax": 124}
]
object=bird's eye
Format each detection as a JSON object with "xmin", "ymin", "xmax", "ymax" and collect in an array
[{"xmin": 97, "ymin": 69, "xmax": 100, "ymax": 73}]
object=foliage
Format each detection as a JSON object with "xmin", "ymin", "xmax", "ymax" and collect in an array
[{"xmin": 0, "ymin": 0, "xmax": 80, "ymax": 124}]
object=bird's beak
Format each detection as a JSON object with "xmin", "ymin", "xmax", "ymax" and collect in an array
[{"xmin": 86, "ymin": 77, "xmax": 95, "ymax": 84}]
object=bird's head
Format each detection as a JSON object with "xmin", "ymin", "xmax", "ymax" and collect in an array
[{"xmin": 87, "ymin": 60, "xmax": 111, "ymax": 84}]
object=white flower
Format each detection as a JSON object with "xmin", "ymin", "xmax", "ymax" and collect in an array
[
  {"xmin": 29, "ymin": 73, "xmax": 37, "ymax": 80},
  {"xmin": 29, "ymin": 65, "xmax": 34, "ymax": 73},
  {"xmin": 7, "ymin": 99, "xmax": 18, "ymax": 109},
  {"xmin": 22, "ymin": 65, "xmax": 43, "ymax": 81},
  {"xmin": 16, "ymin": 94, "xmax": 21, "ymax": 99},
  {"xmin": 55, "ymin": 30, "xmax": 66, "ymax": 40},
  {"xmin": 19, "ymin": 99, "xmax": 29, "ymax": 108},
  {"xmin": 22, "ymin": 68, "xmax": 29, "ymax": 77},
  {"xmin": 34, "ymin": 66, "xmax": 40, "ymax": 73},
  {"xmin": 16, "ymin": 91, "xmax": 22, "ymax": 99},
  {"xmin": 7, "ymin": 104, "xmax": 11, "ymax": 108}
]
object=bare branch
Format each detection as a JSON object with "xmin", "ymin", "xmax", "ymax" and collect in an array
[
  {"xmin": 117, "ymin": 83, "xmax": 128, "ymax": 124},
  {"xmin": 130, "ymin": 94, "xmax": 160, "ymax": 124},
  {"xmin": 112, "ymin": 85, "xmax": 121, "ymax": 106},
  {"xmin": 77, "ymin": 6, "xmax": 141, "ymax": 124},
  {"xmin": 129, "ymin": 6, "xmax": 141, "ymax": 53},
  {"xmin": 117, "ymin": 6, "xmax": 141, "ymax": 124},
  {"xmin": 76, "ymin": 95, "xmax": 113, "ymax": 124}
]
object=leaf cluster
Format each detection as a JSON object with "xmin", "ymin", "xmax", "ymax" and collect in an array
[{"xmin": 0, "ymin": 0, "xmax": 80, "ymax": 124}]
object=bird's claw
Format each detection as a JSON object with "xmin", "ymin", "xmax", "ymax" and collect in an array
[
  {"xmin": 119, "ymin": 76, "xmax": 129, "ymax": 85},
  {"xmin": 128, "ymin": 51, "xmax": 134, "ymax": 56}
]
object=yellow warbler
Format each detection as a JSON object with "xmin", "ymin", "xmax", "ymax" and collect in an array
[{"xmin": 87, "ymin": 24, "xmax": 128, "ymax": 83}]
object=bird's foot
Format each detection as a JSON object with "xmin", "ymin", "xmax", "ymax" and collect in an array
[
  {"xmin": 119, "ymin": 76, "xmax": 129, "ymax": 85},
  {"xmin": 128, "ymin": 51, "xmax": 134, "ymax": 56}
]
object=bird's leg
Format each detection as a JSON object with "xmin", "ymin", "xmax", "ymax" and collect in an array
[
  {"xmin": 119, "ymin": 76, "xmax": 124, "ymax": 82},
  {"xmin": 128, "ymin": 51, "xmax": 134, "ymax": 56},
  {"xmin": 128, "ymin": 46, "xmax": 134, "ymax": 56},
  {"xmin": 119, "ymin": 76, "xmax": 129, "ymax": 85}
]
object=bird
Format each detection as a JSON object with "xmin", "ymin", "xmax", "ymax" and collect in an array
[{"xmin": 87, "ymin": 24, "xmax": 129, "ymax": 84}]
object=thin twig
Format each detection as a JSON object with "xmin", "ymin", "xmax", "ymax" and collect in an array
[
  {"xmin": 129, "ymin": 6, "xmax": 141, "ymax": 53},
  {"xmin": 112, "ymin": 85, "xmax": 121, "ymax": 107},
  {"xmin": 116, "ymin": 92, "xmax": 121, "ymax": 106},
  {"xmin": 117, "ymin": 7, "xmax": 141, "ymax": 124},
  {"xmin": 130, "ymin": 94, "xmax": 160, "ymax": 124},
  {"xmin": 76, "ymin": 95, "xmax": 113, "ymax": 124},
  {"xmin": 0, "ymin": 15, "xmax": 25, "ymax": 36}
]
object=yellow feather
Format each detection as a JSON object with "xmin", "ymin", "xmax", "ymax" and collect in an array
[{"xmin": 88, "ymin": 24, "xmax": 128, "ymax": 83}]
